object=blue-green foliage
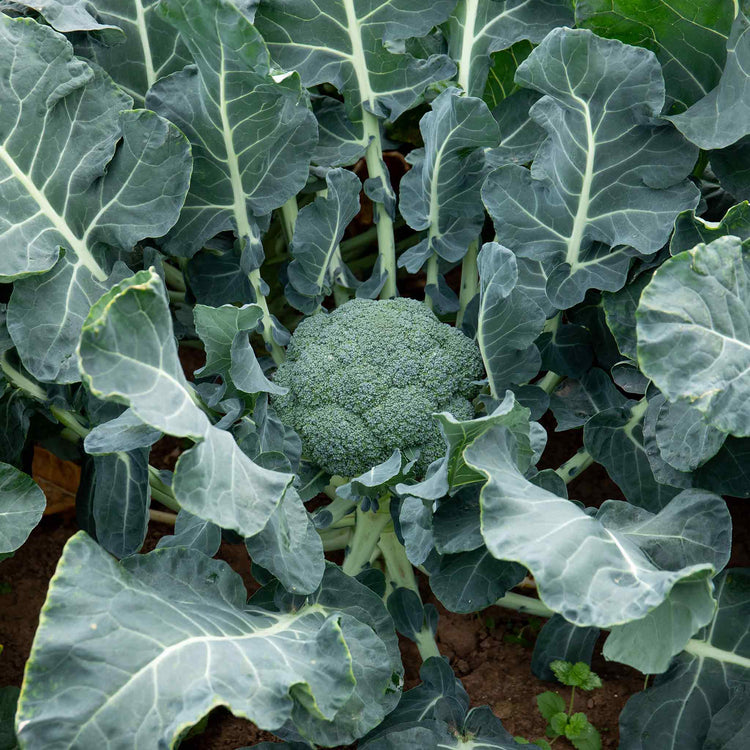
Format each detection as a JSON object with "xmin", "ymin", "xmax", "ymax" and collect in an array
[{"xmin": 273, "ymin": 298, "xmax": 484, "ymax": 477}]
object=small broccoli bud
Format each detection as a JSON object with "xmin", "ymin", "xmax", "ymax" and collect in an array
[{"xmin": 272, "ymin": 298, "xmax": 484, "ymax": 478}]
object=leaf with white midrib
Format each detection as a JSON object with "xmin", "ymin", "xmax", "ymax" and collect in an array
[
  {"xmin": 446, "ymin": 0, "xmax": 573, "ymax": 96},
  {"xmin": 147, "ymin": 0, "xmax": 316, "ymax": 258},
  {"xmin": 255, "ymin": 0, "xmax": 458, "ymax": 120},
  {"xmin": 10, "ymin": 0, "xmax": 192, "ymax": 105},
  {"xmin": 637, "ymin": 235, "xmax": 750, "ymax": 438},
  {"xmin": 0, "ymin": 14, "xmax": 191, "ymax": 382},
  {"xmin": 482, "ymin": 27, "xmax": 700, "ymax": 309},
  {"xmin": 16, "ymin": 534, "xmax": 399, "ymax": 748},
  {"xmin": 469, "ymin": 425, "xmax": 730, "ymax": 628}
]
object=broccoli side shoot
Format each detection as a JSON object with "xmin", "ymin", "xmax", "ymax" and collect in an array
[{"xmin": 272, "ymin": 298, "xmax": 484, "ymax": 478}]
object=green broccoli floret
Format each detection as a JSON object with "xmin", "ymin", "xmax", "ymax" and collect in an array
[{"xmin": 272, "ymin": 298, "xmax": 484, "ymax": 478}]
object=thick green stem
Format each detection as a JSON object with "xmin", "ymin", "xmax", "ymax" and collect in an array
[
  {"xmin": 424, "ymin": 253, "xmax": 439, "ymax": 310},
  {"xmin": 313, "ymin": 493, "xmax": 356, "ymax": 528},
  {"xmin": 543, "ymin": 312, "xmax": 561, "ymax": 334},
  {"xmin": 49, "ymin": 406, "xmax": 89, "ymax": 440},
  {"xmin": 162, "ymin": 262, "xmax": 186, "ymax": 292},
  {"xmin": 319, "ymin": 527, "xmax": 352, "ymax": 552},
  {"xmin": 280, "ymin": 196, "xmax": 298, "ymax": 245},
  {"xmin": 362, "ymin": 109, "xmax": 397, "ymax": 298},
  {"xmin": 496, "ymin": 591, "xmax": 555, "ymax": 618},
  {"xmin": 456, "ymin": 240, "xmax": 479, "ymax": 328},
  {"xmin": 168, "ymin": 289, "xmax": 185, "ymax": 304},
  {"xmin": 341, "ymin": 497, "xmax": 392, "ymax": 576},
  {"xmin": 556, "ymin": 448, "xmax": 595, "ymax": 484},
  {"xmin": 537, "ymin": 371, "xmax": 564, "ymax": 394},
  {"xmin": 0, "ymin": 353, "xmax": 46, "ymax": 400},
  {"xmin": 333, "ymin": 284, "xmax": 351, "ymax": 307},
  {"xmin": 248, "ymin": 268, "xmax": 285, "ymax": 364},
  {"xmin": 378, "ymin": 530, "xmax": 441, "ymax": 662}
]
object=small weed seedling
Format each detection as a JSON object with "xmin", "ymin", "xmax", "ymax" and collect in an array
[{"xmin": 517, "ymin": 660, "xmax": 603, "ymax": 750}]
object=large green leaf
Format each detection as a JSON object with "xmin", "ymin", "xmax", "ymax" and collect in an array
[
  {"xmin": 16, "ymin": 533, "xmax": 399, "ymax": 748},
  {"xmin": 87, "ymin": 448, "xmax": 151, "ymax": 558},
  {"xmin": 12, "ymin": 0, "xmax": 191, "ymax": 105},
  {"xmin": 147, "ymin": 0, "xmax": 316, "ymax": 258},
  {"xmin": 475, "ymin": 243, "xmax": 545, "ymax": 394},
  {"xmin": 468, "ymin": 426, "xmax": 729, "ymax": 627},
  {"xmin": 398, "ymin": 89, "xmax": 498, "ymax": 270},
  {"xmin": 584, "ymin": 400, "xmax": 683, "ymax": 511},
  {"xmin": 482, "ymin": 28, "xmax": 700, "ymax": 309},
  {"xmin": 0, "ymin": 462, "xmax": 45, "ymax": 555},
  {"xmin": 603, "ymin": 578, "xmax": 718, "ymax": 674},
  {"xmin": 445, "ymin": 0, "xmax": 573, "ymax": 95},
  {"xmin": 0, "ymin": 15, "xmax": 191, "ymax": 382},
  {"xmin": 79, "ymin": 269, "xmax": 294, "ymax": 538},
  {"xmin": 245, "ymin": 486, "xmax": 324, "ymax": 595},
  {"xmin": 636, "ymin": 236, "xmax": 750, "ymax": 437},
  {"xmin": 255, "ymin": 0, "xmax": 457, "ymax": 120},
  {"xmin": 285, "ymin": 168, "xmax": 362, "ymax": 312},
  {"xmin": 619, "ymin": 569, "xmax": 750, "ymax": 749},
  {"xmin": 668, "ymin": 11, "xmax": 750, "ymax": 149},
  {"xmin": 79, "ymin": 271, "xmax": 209, "ymax": 439},
  {"xmin": 576, "ymin": 0, "xmax": 734, "ymax": 113}
]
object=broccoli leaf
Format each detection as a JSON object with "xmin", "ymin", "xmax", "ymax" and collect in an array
[
  {"xmin": 637, "ymin": 236, "xmax": 750, "ymax": 437},
  {"xmin": 468, "ymin": 425, "xmax": 729, "ymax": 627},
  {"xmin": 147, "ymin": 0, "xmax": 316, "ymax": 258},
  {"xmin": 15, "ymin": 535, "xmax": 398, "ymax": 748},
  {"xmin": 482, "ymin": 27, "xmax": 699, "ymax": 309},
  {"xmin": 576, "ymin": 0, "xmax": 734, "ymax": 113},
  {"xmin": 0, "ymin": 15, "xmax": 191, "ymax": 382},
  {"xmin": 0, "ymin": 462, "xmax": 45, "ymax": 556}
]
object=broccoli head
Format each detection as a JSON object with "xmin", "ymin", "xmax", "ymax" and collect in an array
[{"xmin": 272, "ymin": 298, "xmax": 484, "ymax": 478}]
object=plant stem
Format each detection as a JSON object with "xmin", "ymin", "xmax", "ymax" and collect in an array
[
  {"xmin": 168, "ymin": 289, "xmax": 185, "ymax": 304},
  {"xmin": 378, "ymin": 530, "xmax": 442, "ymax": 661},
  {"xmin": 319, "ymin": 527, "xmax": 352, "ymax": 552},
  {"xmin": 537, "ymin": 371, "xmax": 564, "ymax": 394},
  {"xmin": 313, "ymin": 494, "xmax": 356, "ymax": 528},
  {"xmin": 496, "ymin": 591, "xmax": 555, "ymax": 619},
  {"xmin": 333, "ymin": 284, "xmax": 351, "ymax": 307},
  {"xmin": 49, "ymin": 406, "xmax": 89, "ymax": 440},
  {"xmin": 543, "ymin": 312, "xmax": 561, "ymax": 334},
  {"xmin": 362, "ymin": 109, "xmax": 397, "ymax": 298},
  {"xmin": 248, "ymin": 268, "xmax": 286, "ymax": 364},
  {"xmin": 162, "ymin": 262, "xmax": 186, "ymax": 292},
  {"xmin": 0, "ymin": 353, "xmax": 46, "ymax": 400},
  {"xmin": 556, "ymin": 448, "xmax": 595, "ymax": 484},
  {"xmin": 341, "ymin": 496, "xmax": 392, "ymax": 576},
  {"xmin": 568, "ymin": 686, "xmax": 576, "ymax": 717},
  {"xmin": 456, "ymin": 240, "xmax": 479, "ymax": 328},
  {"xmin": 280, "ymin": 196, "xmax": 298, "ymax": 245},
  {"xmin": 424, "ymin": 253, "xmax": 438, "ymax": 309},
  {"xmin": 148, "ymin": 466, "xmax": 180, "ymax": 512},
  {"xmin": 150, "ymin": 509, "xmax": 177, "ymax": 525}
]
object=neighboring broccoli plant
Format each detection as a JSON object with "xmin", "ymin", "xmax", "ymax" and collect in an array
[{"xmin": 272, "ymin": 298, "xmax": 484, "ymax": 478}]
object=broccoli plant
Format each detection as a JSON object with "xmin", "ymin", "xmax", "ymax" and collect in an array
[
  {"xmin": 273, "ymin": 298, "xmax": 484, "ymax": 477},
  {"xmin": 0, "ymin": 1, "xmax": 749, "ymax": 749}
]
